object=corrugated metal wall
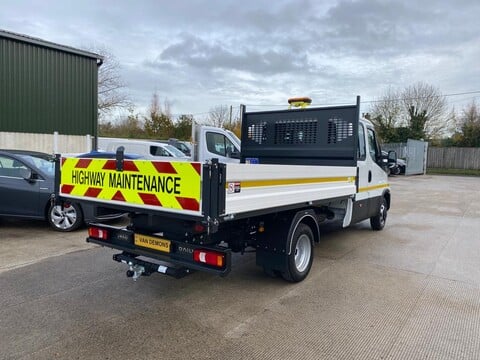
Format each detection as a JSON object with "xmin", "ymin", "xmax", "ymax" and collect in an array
[{"xmin": 0, "ymin": 36, "xmax": 98, "ymax": 136}]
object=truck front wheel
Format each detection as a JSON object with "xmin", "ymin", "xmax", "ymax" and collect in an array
[
  {"xmin": 370, "ymin": 197, "xmax": 387, "ymax": 230},
  {"xmin": 281, "ymin": 223, "xmax": 314, "ymax": 282}
]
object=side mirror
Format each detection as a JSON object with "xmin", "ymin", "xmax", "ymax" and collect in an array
[
  {"xmin": 230, "ymin": 151, "xmax": 240, "ymax": 159},
  {"xmin": 387, "ymin": 150, "xmax": 397, "ymax": 164},
  {"xmin": 20, "ymin": 168, "xmax": 33, "ymax": 180}
]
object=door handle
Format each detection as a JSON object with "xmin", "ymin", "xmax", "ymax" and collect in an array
[{"xmin": 368, "ymin": 170, "xmax": 372, "ymax": 183}]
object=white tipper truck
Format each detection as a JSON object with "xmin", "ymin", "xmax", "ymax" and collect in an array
[{"xmin": 56, "ymin": 97, "xmax": 393, "ymax": 282}]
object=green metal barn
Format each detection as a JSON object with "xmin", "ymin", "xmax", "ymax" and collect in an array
[{"xmin": 0, "ymin": 29, "xmax": 103, "ymax": 153}]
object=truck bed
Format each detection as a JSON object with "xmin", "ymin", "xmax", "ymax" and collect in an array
[
  {"xmin": 58, "ymin": 157, "xmax": 356, "ymax": 221},
  {"xmin": 224, "ymin": 163, "xmax": 356, "ymax": 215}
]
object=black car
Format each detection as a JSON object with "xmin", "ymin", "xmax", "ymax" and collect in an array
[
  {"xmin": 0, "ymin": 149, "xmax": 123, "ymax": 232},
  {"xmin": 381, "ymin": 150, "xmax": 405, "ymax": 176}
]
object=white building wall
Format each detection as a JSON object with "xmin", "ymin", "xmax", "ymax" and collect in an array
[{"xmin": 0, "ymin": 132, "xmax": 93, "ymax": 154}]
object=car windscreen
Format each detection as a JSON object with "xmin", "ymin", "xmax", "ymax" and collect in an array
[{"xmin": 164, "ymin": 144, "xmax": 188, "ymax": 157}]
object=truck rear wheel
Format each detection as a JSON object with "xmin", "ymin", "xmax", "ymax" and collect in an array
[
  {"xmin": 370, "ymin": 197, "xmax": 387, "ymax": 230},
  {"xmin": 281, "ymin": 223, "xmax": 314, "ymax": 282}
]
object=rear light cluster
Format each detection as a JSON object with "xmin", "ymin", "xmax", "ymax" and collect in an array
[
  {"xmin": 193, "ymin": 249, "xmax": 225, "ymax": 268},
  {"xmin": 88, "ymin": 226, "xmax": 109, "ymax": 240},
  {"xmin": 193, "ymin": 222, "xmax": 206, "ymax": 233}
]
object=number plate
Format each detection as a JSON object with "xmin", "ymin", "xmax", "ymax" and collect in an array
[{"xmin": 134, "ymin": 234, "xmax": 171, "ymax": 253}]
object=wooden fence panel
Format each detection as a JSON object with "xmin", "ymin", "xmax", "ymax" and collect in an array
[{"xmin": 427, "ymin": 147, "xmax": 480, "ymax": 169}]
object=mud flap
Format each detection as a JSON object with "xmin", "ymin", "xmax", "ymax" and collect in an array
[{"xmin": 255, "ymin": 209, "xmax": 319, "ymax": 274}]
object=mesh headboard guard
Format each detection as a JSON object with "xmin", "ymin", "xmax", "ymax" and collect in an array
[{"xmin": 240, "ymin": 98, "xmax": 360, "ymax": 166}]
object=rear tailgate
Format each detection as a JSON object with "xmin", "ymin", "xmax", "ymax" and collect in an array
[{"xmin": 59, "ymin": 157, "xmax": 203, "ymax": 217}]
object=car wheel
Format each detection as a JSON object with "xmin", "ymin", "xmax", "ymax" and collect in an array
[{"xmin": 48, "ymin": 202, "xmax": 83, "ymax": 232}]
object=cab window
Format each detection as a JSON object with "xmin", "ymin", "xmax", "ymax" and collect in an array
[
  {"xmin": 358, "ymin": 124, "xmax": 366, "ymax": 161},
  {"xmin": 367, "ymin": 128, "xmax": 380, "ymax": 161}
]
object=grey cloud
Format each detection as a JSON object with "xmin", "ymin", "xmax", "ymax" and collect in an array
[
  {"xmin": 318, "ymin": 0, "xmax": 480, "ymax": 56},
  {"xmin": 2, "ymin": 0, "xmax": 479, "ymax": 116},
  {"xmin": 154, "ymin": 35, "xmax": 312, "ymax": 75}
]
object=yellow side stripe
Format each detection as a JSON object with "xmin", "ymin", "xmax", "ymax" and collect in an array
[
  {"xmin": 227, "ymin": 176, "xmax": 356, "ymax": 188},
  {"xmin": 358, "ymin": 183, "xmax": 390, "ymax": 193}
]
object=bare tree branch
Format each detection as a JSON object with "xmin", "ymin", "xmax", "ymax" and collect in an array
[
  {"xmin": 88, "ymin": 45, "xmax": 131, "ymax": 119},
  {"xmin": 206, "ymin": 105, "xmax": 230, "ymax": 128},
  {"xmin": 401, "ymin": 82, "xmax": 451, "ymax": 139}
]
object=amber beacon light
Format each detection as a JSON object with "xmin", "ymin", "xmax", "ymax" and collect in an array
[{"xmin": 287, "ymin": 96, "xmax": 312, "ymax": 109}]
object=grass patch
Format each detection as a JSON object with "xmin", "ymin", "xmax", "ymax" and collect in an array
[{"xmin": 427, "ymin": 168, "xmax": 480, "ymax": 176}]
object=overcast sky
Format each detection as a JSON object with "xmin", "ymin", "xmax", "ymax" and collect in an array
[{"xmin": 1, "ymin": 0, "xmax": 479, "ymax": 119}]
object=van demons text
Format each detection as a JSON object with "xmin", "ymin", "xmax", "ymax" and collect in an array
[{"xmin": 71, "ymin": 170, "xmax": 181, "ymax": 194}]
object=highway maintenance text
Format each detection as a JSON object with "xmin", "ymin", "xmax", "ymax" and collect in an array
[{"xmin": 71, "ymin": 170, "xmax": 181, "ymax": 194}]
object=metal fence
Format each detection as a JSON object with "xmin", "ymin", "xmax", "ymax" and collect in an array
[
  {"xmin": 427, "ymin": 147, "xmax": 480, "ymax": 170},
  {"xmin": 382, "ymin": 143, "xmax": 408, "ymax": 159},
  {"xmin": 383, "ymin": 143, "xmax": 480, "ymax": 170}
]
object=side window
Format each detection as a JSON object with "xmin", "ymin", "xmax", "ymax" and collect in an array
[
  {"xmin": 358, "ymin": 124, "xmax": 366, "ymax": 161},
  {"xmin": 367, "ymin": 128, "xmax": 379, "ymax": 161},
  {"xmin": 0, "ymin": 155, "xmax": 27, "ymax": 177},
  {"xmin": 206, "ymin": 132, "xmax": 238, "ymax": 157},
  {"xmin": 150, "ymin": 146, "xmax": 170, "ymax": 157}
]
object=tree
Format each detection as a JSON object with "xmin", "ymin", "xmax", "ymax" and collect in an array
[
  {"xmin": 369, "ymin": 82, "xmax": 452, "ymax": 142},
  {"xmin": 98, "ymin": 108, "xmax": 145, "ymax": 138},
  {"xmin": 173, "ymin": 114, "xmax": 194, "ymax": 140},
  {"xmin": 401, "ymin": 82, "xmax": 451, "ymax": 140},
  {"xmin": 455, "ymin": 101, "xmax": 480, "ymax": 147},
  {"xmin": 207, "ymin": 105, "xmax": 230, "ymax": 128},
  {"xmin": 368, "ymin": 87, "xmax": 403, "ymax": 142},
  {"xmin": 92, "ymin": 46, "xmax": 131, "ymax": 119},
  {"xmin": 144, "ymin": 93, "xmax": 174, "ymax": 139}
]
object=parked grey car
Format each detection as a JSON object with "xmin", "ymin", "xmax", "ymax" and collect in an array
[{"xmin": 0, "ymin": 149, "xmax": 123, "ymax": 232}]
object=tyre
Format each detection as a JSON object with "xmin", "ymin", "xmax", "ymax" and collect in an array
[
  {"xmin": 263, "ymin": 267, "xmax": 280, "ymax": 278},
  {"xmin": 391, "ymin": 165, "xmax": 401, "ymax": 175},
  {"xmin": 48, "ymin": 202, "xmax": 83, "ymax": 232},
  {"xmin": 281, "ymin": 223, "xmax": 314, "ymax": 283},
  {"xmin": 370, "ymin": 197, "xmax": 387, "ymax": 231}
]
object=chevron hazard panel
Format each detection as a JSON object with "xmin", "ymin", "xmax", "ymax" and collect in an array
[{"xmin": 59, "ymin": 158, "xmax": 202, "ymax": 213}]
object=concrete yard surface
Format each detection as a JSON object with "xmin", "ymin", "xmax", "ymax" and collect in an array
[{"xmin": 0, "ymin": 175, "xmax": 479, "ymax": 359}]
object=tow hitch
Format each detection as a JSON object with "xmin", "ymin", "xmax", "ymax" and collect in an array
[
  {"xmin": 126, "ymin": 264, "xmax": 145, "ymax": 281},
  {"xmin": 113, "ymin": 252, "xmax": 192, "ymax": 280}
]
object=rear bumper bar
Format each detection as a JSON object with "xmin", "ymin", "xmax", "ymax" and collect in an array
[{"xmin": 87, "ymin": 236, "xmax": 231, "ymax": 277}]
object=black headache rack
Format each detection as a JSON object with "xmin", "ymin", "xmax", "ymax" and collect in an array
[{"xmin": 240, "ymin": 96, "xmax": 360, "ymax": 166}]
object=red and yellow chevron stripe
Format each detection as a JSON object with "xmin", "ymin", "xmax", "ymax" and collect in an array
[{"xmin": 60, "ymin": 158, "xmax": 202, "ymax": 213}]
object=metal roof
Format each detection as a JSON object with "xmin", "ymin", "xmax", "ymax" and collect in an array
[{"xmin": 0, "ymin": 29, "xmax": 103, "ymax": 61}]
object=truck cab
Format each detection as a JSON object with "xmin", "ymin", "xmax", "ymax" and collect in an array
[
  {"xmin": 191, "ymin": 124, "xmax": 240, "ymax": 163},
  {"xmin": 352, "ymin": 118, "xmax": 390, "ymax": 227}
]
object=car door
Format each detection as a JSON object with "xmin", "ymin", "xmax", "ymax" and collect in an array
[
  {"xmin": 351, "ymin": 123, "xmax": 371, "ymax": 223},
  {"xmin": 0, "ymin": 155, "xmax": 42, "ymax": 217}
]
